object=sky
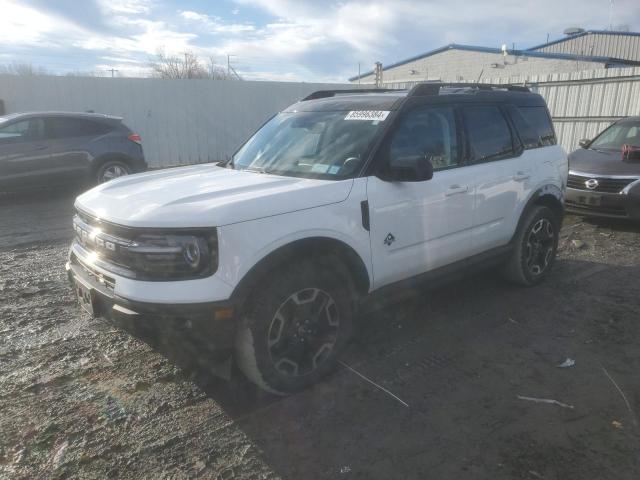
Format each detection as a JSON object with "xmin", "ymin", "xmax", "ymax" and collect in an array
[{"xmin": 0, "ymin": 0, "xmax": 639, "ymax": 82}]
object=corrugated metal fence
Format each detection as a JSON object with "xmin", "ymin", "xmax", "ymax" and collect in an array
[
  {"xmin": 0, "ymin": 76, "xmax": 353, "ymax": 167},
  {"xmin": 2, "ymin": 69, "xmax": 639, "ymax": 166},
  {"xmin": 385, "ymin": 66, "xmax": 640, "ymax": 153}
]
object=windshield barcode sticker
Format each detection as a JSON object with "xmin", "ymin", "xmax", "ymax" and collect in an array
[{"xmin": 345, "ymin": 110, "xmax": 390, "ymax": 121}]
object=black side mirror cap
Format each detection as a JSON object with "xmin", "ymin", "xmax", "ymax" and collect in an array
[{"xmin": 579, "ymin": 139, "xmax": 591, "ymax": 149}]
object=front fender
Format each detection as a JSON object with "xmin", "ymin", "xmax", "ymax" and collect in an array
[{"xmin": 215, "ymin": 195, "xmax": 373, "ymax": 299}]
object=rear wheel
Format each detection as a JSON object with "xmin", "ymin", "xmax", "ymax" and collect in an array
[
  {"xmin": 96, "ymin": 160, "xmax": 131, "ymax": 184},
  {"xmin": 503, "ymin": 205, "xmax": 559, "ymax": 286},
  {"xmin": 235, "ymin": 256, "xmax": 355, "ymax": 394}
]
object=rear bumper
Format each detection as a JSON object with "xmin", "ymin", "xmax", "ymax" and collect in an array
[
  {"xmin": 66, "ymin": 259, "xmax": 236, "ymax": 359},
  {"xmin": 565, "ymin": 187, "xmax": 640, "ymax": 220}
]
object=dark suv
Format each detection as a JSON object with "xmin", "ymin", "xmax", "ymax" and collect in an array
[{"xmin": 0, "ymin": 112, "xmax": 146, "ymax": 192}]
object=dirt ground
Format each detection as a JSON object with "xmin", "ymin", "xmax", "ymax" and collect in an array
[{"xmin": 1, "ymin": 188, "xmax": 640, "ymax": 480}]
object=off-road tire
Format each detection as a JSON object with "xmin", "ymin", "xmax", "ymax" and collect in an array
[
  {"xmin": 503, "ymin": 205, "xmax": 560, "ymax": 286},
  {"xmin": 235, "ymin": 256, "xmax": 355, "ymax": 394}
]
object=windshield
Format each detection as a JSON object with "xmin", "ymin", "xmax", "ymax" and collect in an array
[
  {"xmin": 231, "ymin": 110, "xmax": 388, "ymax": 179},
  {"xmin": 590, "ymin": 121, "xmax": 640, "ymax": 150}
]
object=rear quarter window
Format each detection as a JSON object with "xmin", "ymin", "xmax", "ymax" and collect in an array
[
  {"xmin": 461, "ymin": 105, "xmax": 515, "ymax": 163},
  {"xmin": 510, "ymin": 106, "xmax": 556, "ymax": 149}
]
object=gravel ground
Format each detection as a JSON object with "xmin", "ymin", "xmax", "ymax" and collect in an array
[{"xmin": 1, "ymin": 189, "xmax": 640, "ymax": 479}]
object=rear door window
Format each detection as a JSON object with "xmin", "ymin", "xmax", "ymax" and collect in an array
[
  {"xmin": 47, "ymin": 118, "xmax": 112, "ymax": 139},
  {"xmin": 462, "ymin": 105, "xmax": 515, "ymax": 163},
  {"xmin": 512, "ymin": 106, "xmax": 556, "ymax": 148}
]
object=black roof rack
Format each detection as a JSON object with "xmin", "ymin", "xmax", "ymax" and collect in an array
[
  {"xmin": 408, "ymin": 82, "xmax": 530, "ymax": 97},
  {"xmin": 302, "ymin": 88, "xmax": 400, "ymax": 101}
]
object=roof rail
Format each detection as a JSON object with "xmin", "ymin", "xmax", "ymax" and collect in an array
[
  {"xmin": 408, "ymin": 82, "xmax": 530, "ymax": 97},
  {"xmin": 302, "ymin": 88, "xmax": 400, "ymax": 101}
]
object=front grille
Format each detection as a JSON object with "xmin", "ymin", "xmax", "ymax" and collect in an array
[
  {"xmin": 73, "ymin": 212, "xmax": 135, "ymax": 271},
  {"xmin": 70, "ymin": 250, "xmax": 116, "ymax": 290},
  {"xmin": 567, "ymin": 174, "xmax": 636, "ymax": 194},
  {"xmin": 565, "ymin": 200, "xmax": 628, "ymax": 217}
]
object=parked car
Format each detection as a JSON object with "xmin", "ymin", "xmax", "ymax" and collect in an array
[
  {"xmin": 0, "ymin": 111, "xmax": 146, "ymax": 192},
  {"xmin": 66, "ymin": 83, "xmax": 567, "ymax": 393},
  {"xmin": 566, "ymin": 117, "xmax": 640, "ymax": 219}
]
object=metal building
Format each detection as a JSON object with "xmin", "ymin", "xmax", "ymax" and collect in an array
[
  {"xmin": 529, "ymin": 30, "xmax": 640, "ymax": 63},
  {"xmin": 350, "ymin": 32, "xmax": 640, "ymax": 85}
]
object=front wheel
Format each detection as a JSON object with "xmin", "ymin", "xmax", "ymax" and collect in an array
[
  {"xmin": 503, "ymin": 205, "xmax": 560, "ymax": 286},
  {"xmin": 235, "ymin": 257, "xmax": 355, "ymax": 394}
]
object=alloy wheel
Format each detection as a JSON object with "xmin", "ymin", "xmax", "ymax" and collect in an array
[
  {"xmin": 100, "ymin": 164, "xmax": 129, "ymax": 183},
  {"xmin": 525, "ymin": 218, "xmax": 555, "ymax": 276},
  {"xmin": 267, "ymin": 288, "xmax": 340, "ymax": 377}
]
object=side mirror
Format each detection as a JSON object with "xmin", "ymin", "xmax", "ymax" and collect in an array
[
  {"xmin": 386, "ymin": 155, "xmax": 434, "ymax": 182},
  {"xmin": 579, "ymin": 138, "xmax": 591, "ymax": 149},
  {"xmin": 622, "ymin": 144, "xmax": 640, "ymax": 162}
]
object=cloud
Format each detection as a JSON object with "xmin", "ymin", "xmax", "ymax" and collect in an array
[
  {"xmin": 100, "ymin": 0, "xmax": 152, "ymax": 14},
  {"xmin": 179, "ymin": 10, "xmax": 255, "ymax": 33},
  {"xmin": 2, "ymin": 0, "xmax": 640, "ymax": 81},
  {"xmin": 0, "ymin": 0, "xmax": 83, "ymax": 46}
]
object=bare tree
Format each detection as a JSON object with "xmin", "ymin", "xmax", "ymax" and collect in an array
[
  {"xmin": 149, "ymin": 49, "xmax": 240, "ymax": 80},
  {"xmin": 0, "ymin": 62, "xmax": 49, "ymax": 76},
  {"xmin": 65, "ymin": 70, "xmax": 100, "ymax": 77}
]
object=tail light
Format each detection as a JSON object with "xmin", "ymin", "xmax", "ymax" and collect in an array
[{"xmin": 128, "ymin": 133, "xmax": 142, "ymax": 145}]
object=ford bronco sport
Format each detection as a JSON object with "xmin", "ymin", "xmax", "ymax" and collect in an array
[{"xmin": 67, "ymin": 83, "xmax": 567, "ymax": 393}]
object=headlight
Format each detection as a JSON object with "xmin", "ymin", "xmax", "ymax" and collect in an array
[
  {"xmin": 125, "ymin": 231, "xmax": 218, "ymax": 280},
  {"xmin": 73, "ymin": 214, "xmax": 218, "ymax": 281},
  {"xmin": 183, "ymin": 239, "xmax": 201, "ymax": 268}
]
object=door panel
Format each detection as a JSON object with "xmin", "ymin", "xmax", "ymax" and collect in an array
[
  {"xmin": 366, "ymin": 104, "xmax": 473, "ymax": 289},
  {"xmin": 469, "ymin": 160, "xmax": 519, "ymax": 253},
  {"xmin": 460, "ymin": 105, "xmax": 524, "ymax": 253},
  {"xmin": 45, "ymin": 117, "xmax": 104, "ymax": 182},
  {"xmin": 368, "ymin": 170, "xmax": 474, "ymax": 288},
  {"xmin": 0, "ymin": 118, "xmax": 51, "ymax": 190}
]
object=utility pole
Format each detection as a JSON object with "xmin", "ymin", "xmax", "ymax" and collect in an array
[
  {"xmin": 226, "ymin": 54, "xmax": 241, "ymax": 80},
  {"xmin": 107, "ymin": 68, "xmax": 118, "ymax": 78},
  {"xmin": 374, "ymin": 62, "xmax": 383, "ymax": 88},
  {"xmin": 227, "ymin": 54, "xmax": 237, "ymax": 77},
  {"xmin": 358, "ymin": 62, "xmax": 361, "ymax": 85},
  {"xmin": 609, "ymin": 0, "xmax": 614, "ymax": 30}
]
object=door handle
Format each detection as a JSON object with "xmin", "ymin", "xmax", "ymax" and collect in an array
[
  {"xmin": 513, "ymin": 171, "xmax": 530, "ymax": 181},
  {"xmin": 445, "ymin": 184, "xmax": 469, "ymax": 196},
  {"xmin": 33, "ymin": 144, "xmax": 48, "ymax": 151}
]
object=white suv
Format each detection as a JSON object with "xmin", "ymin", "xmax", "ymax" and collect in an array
[{"xmin": 67, "ymin": 83, "xmax": 567, "ymax": 393}]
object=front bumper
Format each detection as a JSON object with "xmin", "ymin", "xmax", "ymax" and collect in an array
[
  {"xmin": 66, "ymin": 252, "xmax": 237, "ymax": 359},
  {"xmin": 565, "ymin": 187, "xmax": 640, "ymax": 220}
]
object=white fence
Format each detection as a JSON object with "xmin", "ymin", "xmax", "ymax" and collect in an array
[
  {"xmin": 0, "ymin": 76, "xmax": 353, "ymax": 167},
  {"xmin": 385, "ymin": 66, "xmax": 640, "ymax": 153}
]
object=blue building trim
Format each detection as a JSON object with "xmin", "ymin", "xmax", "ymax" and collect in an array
[
  {"xmin": 527, "ymin": 30, "xmax": 640, "ymax": 52},
  {"xmin": 348, "ymin": 41, "xmax": 640, "ymax": 82}
]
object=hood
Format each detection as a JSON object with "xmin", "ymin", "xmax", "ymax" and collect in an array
[
  {"xmin": 569, "ymin": 147, "xmax": 640, "ymax": 176},
  {"xmin": 75, "ymin": 164, "xmax": 353, "ymax": 228}
]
